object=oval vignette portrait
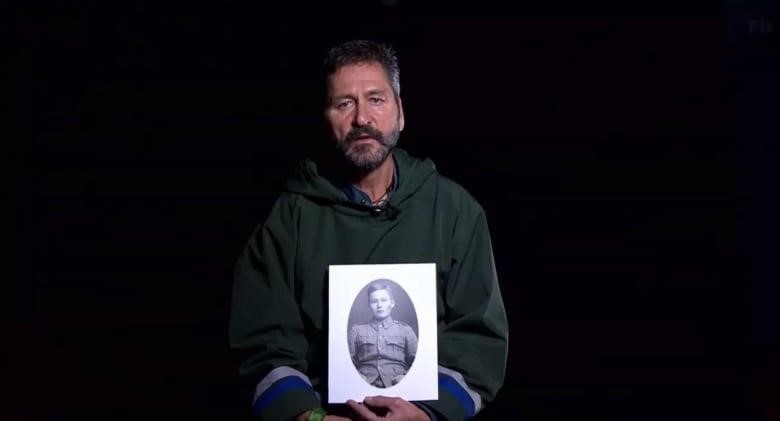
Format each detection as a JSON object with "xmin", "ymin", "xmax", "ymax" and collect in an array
[{"xmin": 347, "ymin": 278, "xmax": 419, "ymax": 388}]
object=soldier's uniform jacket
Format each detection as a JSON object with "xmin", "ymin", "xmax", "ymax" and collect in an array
[{"xmin": 348, "ymin": 316, "xmax": 418, "ymax": 387}]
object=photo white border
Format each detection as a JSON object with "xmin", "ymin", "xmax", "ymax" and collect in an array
[{"xmin": 328, "ymin": 263, "xmax": 438, "ymax": 403}]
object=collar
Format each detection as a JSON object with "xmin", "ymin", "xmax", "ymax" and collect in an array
[
  {"xmin": 339, "ymin": 156, "xmax": 399, "ymax": 207},
  {"xmin": 370, "ymin": 316, "xmax": 394, "ymax": 330}
]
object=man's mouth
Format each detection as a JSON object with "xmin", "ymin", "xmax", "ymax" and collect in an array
[{"xmin": 346, "ymin": 128, "xmax": 384, "ymax": 145}]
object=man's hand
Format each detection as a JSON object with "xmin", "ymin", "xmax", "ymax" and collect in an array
[
  {"xmin": 295, "ymin": 410, "xmax": 351, "ymax": 421},
  {"xmin": 347, "ymin": 396, "xmax": 430, "ymax": 421}
]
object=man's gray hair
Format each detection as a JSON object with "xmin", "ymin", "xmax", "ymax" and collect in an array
[{"xmin": 323, "ymin": 39, "xmax": 401, "ymax": 100}]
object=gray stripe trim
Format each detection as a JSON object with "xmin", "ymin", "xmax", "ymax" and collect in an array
[
  {"xmin": 253, "ymin": 366, "xmax": 314, "ymax": 404},
  {"xmin": 438, "ymin": 365, "xmax": 483, "ymax": 414}
]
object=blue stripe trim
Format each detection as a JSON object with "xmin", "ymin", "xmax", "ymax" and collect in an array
[
  {"xmin": 252, "ymin": 376, "xmax": 313, "ymax": 415},
  {"xmin": 439, "ymin": 373, "xmax": 476, "ymax": 417}
]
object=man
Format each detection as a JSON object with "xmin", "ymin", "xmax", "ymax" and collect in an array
[
  {"xmin": 230, "ymin": 39, "xmax": 508, "ymax": 420},
  {"xmin": 349, "ymin": 281, "xmax": 418, "ymax": 388}
]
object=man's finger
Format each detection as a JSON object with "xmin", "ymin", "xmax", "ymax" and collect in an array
[
  {"xmin": 364, "ymin": 395, "xmax": 400, "ymax": 410},
  {"xmin": 347, "ymin": 399, "xmax": 382, "ymax": 421}
]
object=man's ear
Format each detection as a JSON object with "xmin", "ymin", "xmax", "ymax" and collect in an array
[{"xmin": 397, "ymin": 97, "xmax": 405, "ymax": 131}]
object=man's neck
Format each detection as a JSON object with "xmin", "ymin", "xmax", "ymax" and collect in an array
[{"xmin": 352, "ymin": 153, "xmax": 395, "ymax": 203}]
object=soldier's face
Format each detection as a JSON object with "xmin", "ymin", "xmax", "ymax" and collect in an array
[{"xmin": 368, "ymin": 289, "xmax": 395, "ymax": 320}]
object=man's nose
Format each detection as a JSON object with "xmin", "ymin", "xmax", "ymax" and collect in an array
[{"xmin": 352, "ymin": 102, "xmax": 371, "ymax": 126}]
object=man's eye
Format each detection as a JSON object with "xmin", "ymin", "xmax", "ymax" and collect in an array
[
  {"xmin": 369, "ymin": 97, "xmax": 385, "ymax": 104},
  {"xmin": 336, "ymin": 101, "xmax": 352, "ymax": 109}
]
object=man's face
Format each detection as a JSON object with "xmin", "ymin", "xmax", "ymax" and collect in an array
[
  {"xmin": 369, "ymin": 289, "xmax": 395, "ymax": 321},
  {"xmin": 325, "ymin": 62, "xmax": 405, "ymax": 171}
]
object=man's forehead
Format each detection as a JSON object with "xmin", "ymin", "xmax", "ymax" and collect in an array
[{"xmin": 329, "ymin": 62, "xmax": 392, "ymax": 90}]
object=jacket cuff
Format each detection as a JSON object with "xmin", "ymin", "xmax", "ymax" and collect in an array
[
  {"xmin": 422, "ymin": 366, "xmax": 483, "ymax": 420},
  {"xmin": 252, "ymin": 367, "xmax": 321, "ymax": 420},
  {"xmin": 413, "ymin": 401, "xmax": 438, "ymax": 420}
]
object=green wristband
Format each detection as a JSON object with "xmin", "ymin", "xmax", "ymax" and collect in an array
[{"xmin": 307, "ymin": 408, "xmax": 327, "ymax": 421}]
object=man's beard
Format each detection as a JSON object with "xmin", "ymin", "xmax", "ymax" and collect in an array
[{"xmin": 338, "ymin": 123, "xmax": 400, "ymax": 172}]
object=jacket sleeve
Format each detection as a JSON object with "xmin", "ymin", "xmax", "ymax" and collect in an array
[
  {"xmin": 229, "ymin": 195, "xmax": 320, "ymax": 420},
  {"xmin": 424, "ymin": 208, "xmax": 509, "ymax": 420},
  {"xmin": 348, "ymin": 325, "xmax": 359, "ymax": 364},
  {"xmin": 406, "ymin": 325, "xmax": 419, "ymax": 364}
]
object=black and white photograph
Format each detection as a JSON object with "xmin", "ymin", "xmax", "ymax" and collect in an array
[
  {"xmin": 328, "ymin": 263, "xmax": 438, "ymax": 403},
  {"xmin": 347, "ymin": 279, "xmax": 419, "ymax": 388}
]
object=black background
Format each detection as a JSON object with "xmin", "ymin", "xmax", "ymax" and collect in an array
[{"xmin": 12, "ymin": 0, "xmax": 778, "ymax": 419}]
